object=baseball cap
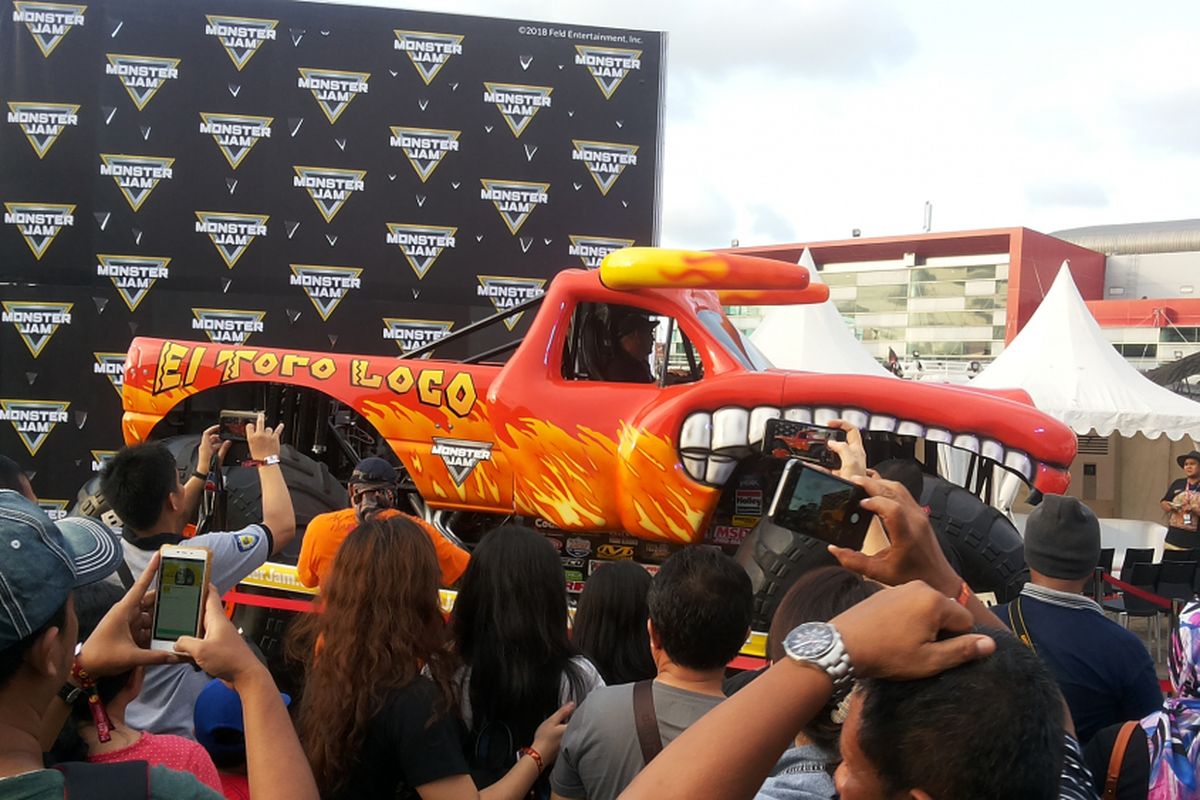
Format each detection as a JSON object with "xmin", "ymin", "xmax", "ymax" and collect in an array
[
  {"xmin": 615, "ymin": 312, "xmax": 656, "ymax": 338},
  {"xmin": 350, "ymin": 456, "xmax": 397, "ymax": 487},
  {"xmin": 195, "ymin": 677, "xmax": 291, "ymax": 762},
  {"xmin": 0, "ymin": 489, "xmax": 125, "ymax": 647}
]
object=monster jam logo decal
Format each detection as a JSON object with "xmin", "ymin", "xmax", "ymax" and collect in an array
[
  {"xmin": 572, "ymin": 141, "xmax": 638, "ymax": 196},
  {"xmin": 568, "ymin": 235, "xmax": 635, "ymax": 269},
  {"xmin": 431, "ymin": 437, "xmax": 493, "ymax": 486},
  {"xmin": 12, "ymin": 2, "xmax": 85, "ymax": 57},
  {"xmin": 393, "ymin": 30, "xmax": 463, "ymax": 84},
  {"xmin": 483, "ymin": 82, "xmax": 552, "ymax": 138},
  {"xmin": 105, "ymin": 54, "xmax": 180, "ymax": 110},
  {"xmin": 4, "ymin": 203, "xmax": 74, "ymax": 260},
  {"xmin": 574, "ymin": 45, "xmax": 642, "ymax": 99},
  {"xmin": 389, "ymin": 126, "xmax": 460, "ymax": 182},
  {"xmin": 99, "ymin": 154, "xmax": 174, "ymax": 212},
  {"xmin": 382, "ymin": 318, "xmax": 454, "ymax": 355},
  {"xmin": 194, "ymin": 212, "xmax": 268, "ymax": 269},
  {"xmin": 199, "ymin": 113, "xmax": 272, "ymax": 169},
  {"xmin": 288, "ymin": 265, "xmax": 362, "ymax": 321},
  {"xmin": 191, "ymin": 308, "xmax": 265, "ymax": 345},
  {"xmin": 297, "ymin": 68, "xmax": 369, "ymax": 124},
  {"xmin": 90, "ymin": 449, "xmax": 116, "ymax": 473},
  {"xmin": 96, "ymin": 254, "xmax": 170, "ymax": 311},
  {"xmin": 93, "ymin": 352, "xmax": 126, "ymax": 398},
  {"xmin": 204, "ymin": 15, "xmax": 277, "ymax": 70},
  {"xmin": 479, "ymin": 179, "xmax": 549, "ymax": 235},
  {"xmin": 37, "ymin": 499, "xmax": 68, "ymax": 520},
  {"xmin": 1, "ymin": 301, "xmax": 72, "ymax": 358},
  {"xmin": 476, "ymin": 276, "xmax": 546, "ymax": 331},
  {"xmin": 385, "ymin": 223, "xmax": 456, "ymax": 279},
  {"xmin": 6, "ymin": 102, "xmax": 79, "ymax": 159},
  {"xmin": 293, "ymin": 166, "xmax": 366, "ymax": 223},
  {"xmin": 0, "ymin": 399, "xmax": 69, "ymax": 456}
]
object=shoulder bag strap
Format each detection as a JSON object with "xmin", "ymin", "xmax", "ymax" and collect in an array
[
  {"xmin": 1010, "ymin": 596, "xmax": 1037, "ymax": 653},
  {"xmin": 1103, "ymin": 721, "xmax": 1139, "ymax": 800},
  {"xmin": 632, "ymin": 679, "xmax": 663, "ymax": 765},
  {"xmin": 55, "ymin": 760, "xmax": 149, "ymax": 800}
]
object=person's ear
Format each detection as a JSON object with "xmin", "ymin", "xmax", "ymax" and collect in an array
[
  {"xmin": 26, "ymin": 624, "xmax": 69, "ymax": 680},
  {"xmin": 647, "ymin": 618, "xmax": 662, "ymax": 651},
  {"xmin": 908, "ymin": 789, "xmax": 934, "ymax": 800}
]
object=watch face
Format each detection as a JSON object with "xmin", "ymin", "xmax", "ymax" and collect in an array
[{"xmin": 786, "ymin": 622, "xmax": 835, "ymax": 660}]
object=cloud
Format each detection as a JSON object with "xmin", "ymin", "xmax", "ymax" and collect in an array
[{"xmin": 1025, "ymin": 180, "xmax": 1111, "ymax": 210}]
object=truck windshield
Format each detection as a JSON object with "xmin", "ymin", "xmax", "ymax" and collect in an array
[{"xmin": 698, "ymin": 310, "xmax": 774, "ymax": 371}]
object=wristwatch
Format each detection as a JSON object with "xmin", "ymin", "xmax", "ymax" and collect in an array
[
  {"xmin": 782, "ymin": 622, "xmax": 854, "ymax": 699},
  {"xmin": 58, "ymin": 681, "xmax": 84, "ymax": 706}
]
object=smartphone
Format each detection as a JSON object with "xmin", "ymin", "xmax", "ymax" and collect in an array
[
  {"xmin": 218, "ymin": 409, "xmax": 259, "ymax": 442},
  {"xmin": 762, "ymin": 419, "xmax": 845, "ymax": 470},
  {"xmin": 767, "ymin": 459, "xmax": 872, "ymax": 550},
  {"xmin": 150, "ymin": 545, "xmax": 212, "ymax": 651}
]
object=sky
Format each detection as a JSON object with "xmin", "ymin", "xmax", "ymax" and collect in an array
[{"xmin": 313, "ymin": 0, "xmax": 1200, "ymax": 250}]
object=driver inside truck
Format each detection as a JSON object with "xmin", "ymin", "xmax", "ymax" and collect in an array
[{"xmin": 604, "ymin": 311, "xmax": 658, "ymax": 383}]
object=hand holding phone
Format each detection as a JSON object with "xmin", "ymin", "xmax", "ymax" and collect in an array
[
  {"xmin": 219, "ymin": 409, "xmax": 260, "ymax": 442},
  {"xmin": 763, "ymin": 419, "xmax": 846, "ymax": 470},
  {"xmin": 768, "ymin": 459, "xmax": 872, "ymax": 550},
  {"xmin": 151, "ymin": 545, "xmax": 212, "ymax": 651}
]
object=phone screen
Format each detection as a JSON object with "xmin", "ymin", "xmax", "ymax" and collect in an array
[
  {"xmin": 769, "ymin": 461, "xmax": 871, "ymax": 550},
  {"xmin": 762, "ymin": 419, "xmax": 845, "ymax": 469},
  {"xmin": 218, "ymin": 410, "xmax": 257, "ymax": 442},
  {"xmin": 154, "ymin": 556, "xmax": 205, "ymax": 641}
]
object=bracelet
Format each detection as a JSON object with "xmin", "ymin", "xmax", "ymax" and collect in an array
[
  {"xmin": 518, "ymin": 746, "xmax": 544, "ymax": 773},
  {"xmin": 955, "ymin": 580, "xmax": 972, "ymax": 607},
  {"xmin": 71, "ymin": 657, "xmax": 114, "ymax": 743},
  {"xmin": 240, "ymin": 455, "xmax": 281, "ymax": 468},
  {"xmin": 191, "ymin": 470, "xmax": 208, "ymax": 482}
]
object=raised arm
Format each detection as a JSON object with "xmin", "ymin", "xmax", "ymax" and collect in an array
[
  {"xmin": 245, "ymin": 412, "xmax": 296, "ymax": 554},
  {"xmin": 183, "ymin": 424, "xmax": 230, "ymax": 521}
]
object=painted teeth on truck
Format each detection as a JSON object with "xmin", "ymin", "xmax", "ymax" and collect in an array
[
  {"xmin": 841, "ymin": 409, "xmax": 869, "ymax": 429},
  {"xmin": 813, "ymin": 407, "xmax": 839, "ymax": 426},
  {"xmin": 747, "ymin": 406, "xmax": 781, "ymax": 447},
  {"xmin": 679, "ymin": 412, "xmax": 713, "ymax": 482},
  {"xmin": 867, "ymin": 414, "xmax": 897, "ymax": 432},
  {"xmin": 1003, "ymin": 450, "xmax": 1034, "ymax": 480},
  {"xmin": 783, "ymin": 407, "xmax": 812, "ymax": 424},
  {"xmin": 896, "ymin": 420, "xmax": 925, "ymax": 437},
  {"xmin": 711, "ymin": 407, "xmax": 751, "ymax": 454},
  {"xmin": 981, "ymin": 439, "xmax": 1004, "ymax": 461},
  {"xmin": 925, "ymin": 427, "xmax": 953, "ymax": 445},
  {"xmin": 953, "ymin": 434, "xmax": 981, "ymax": 454}
]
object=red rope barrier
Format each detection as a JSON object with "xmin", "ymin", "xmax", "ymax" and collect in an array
[
  {"xmin": 223, "ymin": 590, "xmax": 315, "ymax": 614},
  {"xmin": 1100, "ymin": 572, "xmax": 1173, "ymax": 610}
]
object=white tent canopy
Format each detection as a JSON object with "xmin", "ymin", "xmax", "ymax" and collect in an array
[
  {"xmin": 750, "ymin": 250, "xmax": 895, "ymax": 378},
  {"xmin": 972, "ymin": 262, "xmax": 1200, "ymax": 440}
]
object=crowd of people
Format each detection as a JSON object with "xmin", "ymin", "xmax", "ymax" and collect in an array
[{"xmin": 0, "ymin": 416, "xmax": 1196, "ymax": 799}]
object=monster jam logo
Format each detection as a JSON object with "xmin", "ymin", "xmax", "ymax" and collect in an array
[
  {"xmin": 293, "ymin": 166, "xmax": 365, "ymax": 222},
  {"xmin": 431, "ymin": 437, "xmax": 492, "ymax": 486},
  {"xmin": 288, "ymin": 265, "xmax": 362, "ymax": 321},
  {"xmin": 297, "ymin": 68, "xmax": 369, "ymax": 124},
  {"xmin": 482, "ymin": 82, "xmax": 552, "ymax": 138},
  {"xmin": 388, "ymin": 127, "xmax": 460, "ymax": 182},
  {"xmin": 199, "ymin": 113, "xmax": 272, "ymax": 169},
  {"xmin": 204, "ymin": 15, "xmax": 277, "ymax": 70},
  {"xmin": 0, "ymin": 399, "xmax": 69, "ymax": 456},
  {"xmin": 572, "ymin": 141, "xmax": 638, "ymax": 196},
  {"xmin": 393, "ymin": 30, "xmax": 463, "ymax": 84},
  {"xmin": 385, "ymin": 224, "xmax": 456, "ymax": 279},
  {"xmin": 382, "ymin": 318, "xmax": 454, "ymax": 355},
  {"xmin": 90, "ymin": 449, "xmax": 116, "ymax": 473},
  {"xmin": 574, "ymin": 45, "xmax": 642, "ymax": 99},
  {"xmin": 93, "ymin": 352, "xmax": 126, "ymax": 398},
  {"xmin": 12, "ymin": 2, "xmax": 85, "ymax": 57},
  {"xmin": 195, "ymin": 212, "xmax": 268, "ymax": 268},
  {"xmin": 37, "ymin": 499, "xmax": 68, "ymax": 521},
  {"xmin": 105, "ymin": 54, "xmax": 180, "ymax": 111},
  {"xmin": 191, "ymin": 308, "xmax": 265, "ymax": 345},
  {"xmin": 568, "ymin": 235, "xmax": 635, "ymax": 269},
  {"xmin": 1, "ymin": 301, "xmax": 72, "ymax": 358},
  {"xmin": 476, "ymin": 276, "xmax": 546, "ymax": 331},
  {"xmin": 6, "ymin": 102, "xmax": 79, "ymax": 159},
  {"xmin": 96, "ymin": 254, "xmax": 170, "ymax": 311},
  {"xmin": 3, "ymin": 203, "xmax": 74, "ymax": 260},
  {"xmin": 479, "ymin": 179, "xmax": 549, "ymax": 235},
  {"xmin": 99, "ymin": 154, "xmax": 174, "ymax": 212}
]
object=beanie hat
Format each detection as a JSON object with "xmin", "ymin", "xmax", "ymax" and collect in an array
[{"xmin": 1023, "ymin": 495, "xmax": 1101, "ymax": 581}]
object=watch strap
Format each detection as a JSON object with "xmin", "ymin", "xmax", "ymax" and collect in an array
[{"xmin": 58, "ymin": 681, "xmax": 84, "ymax": 706}]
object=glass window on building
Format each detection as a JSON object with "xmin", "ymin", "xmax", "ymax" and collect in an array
[{"xmin": 1162, "ymin": 327, "xmax": 1200, "ymax": 343}]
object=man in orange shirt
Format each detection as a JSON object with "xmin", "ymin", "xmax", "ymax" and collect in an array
[{"xmin": 297, "ymin": 457, "xmax": 470, "ymax": 589}]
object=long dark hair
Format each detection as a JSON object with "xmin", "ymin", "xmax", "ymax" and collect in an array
[
  {"xmin": 287, "ymin": 516, "xmax": 458, "ymax": 797},
  {"xmin": 572, "ymin": 561, "xmax": 655, "ymax": 685},
  {"xmin": 452, "ymin": 525, "xmax": 588, "ymax": 747}
]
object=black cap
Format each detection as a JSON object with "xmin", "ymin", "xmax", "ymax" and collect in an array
[
  {"xmin": 350, "ymin": 457, "xmax": 396, "ymax": 486},
  {"xmin": 1178, "ymin": 451, "xmax": 1200, "ymax": 468},
  {"xmin": 615, "ymin": 313, "xmax": 656, "ymax": 338}
]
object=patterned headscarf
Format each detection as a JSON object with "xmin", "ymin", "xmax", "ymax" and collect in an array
[{"xmin": 1141, "ymin": 601, "xmax": 1200, "ymax": 799}]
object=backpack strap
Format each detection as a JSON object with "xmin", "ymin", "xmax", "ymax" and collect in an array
[
  {"xmin": 55, "ymin": 760, "xmax": 150, "ymax": 800},
  {"xmin": 632, "ymin": 679, "xmax": 663, "ymax": 765},
  {"xmin": 1103, "ymin": 721, "xmax": 1139, "ymax": 800},
  {"xmin": 1010, "ymin": 596, "xmax": 1037, "ymax": 653}
]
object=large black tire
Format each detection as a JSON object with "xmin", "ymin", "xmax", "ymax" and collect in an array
[
  {"xmin": 734, "ymin": 517, "xmax": 839, "ymax": 630},
  {"xmin": 920, "ymin": 476, "xmax": 1028, "ymax": 603},
  {"xmin": 71, "ymin": 435, "xmax": 347, "ymax": 565}
]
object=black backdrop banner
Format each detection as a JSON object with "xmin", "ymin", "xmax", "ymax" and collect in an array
[{"xmin": 0, "ymin": 0, "xmax": 665, "ymax": 506}]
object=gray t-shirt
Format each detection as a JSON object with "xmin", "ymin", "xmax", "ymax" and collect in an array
[
  {"xmin": 122, "ymin": 525, "xmax": 272, "ymax": 737},
  {"xmin": 550, "ymin": 681, "xmax": 724, "ymax": 800}
]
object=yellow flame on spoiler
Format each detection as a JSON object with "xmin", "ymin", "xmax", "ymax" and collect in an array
[{"xmin": 600, "ymin": 247, "xmax": 811, "ymax": 291}]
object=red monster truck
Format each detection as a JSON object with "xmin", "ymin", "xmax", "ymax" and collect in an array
[{"xmin": 113, "ymin": 248, "xmax": 1075, "ymax": 626}]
